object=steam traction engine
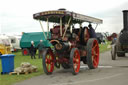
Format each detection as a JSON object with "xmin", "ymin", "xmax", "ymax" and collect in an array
[
  {"xmin": 33, "ymin": 9, "xmax": 103, "ymax": 75},
  {"xmin": 111, "ymin": 10, "xmax": 128, "ymax": 60}
]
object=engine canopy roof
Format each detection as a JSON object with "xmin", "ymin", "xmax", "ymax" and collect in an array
[{"xmin": 33, "ymin": 9, "xmax": 103, "ymax": 24}]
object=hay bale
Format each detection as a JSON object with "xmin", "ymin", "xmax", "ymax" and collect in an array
[
  {"xmin": 14, "ymin": 67, "xmax": 23, "ymax": 73},
  {"xmin": 31, "ymin": 65, "xmax": 37, "ymax": 72},
  {"xmin": 13, "ymin": 62, "xmax": 38, "ymax": 74},
  {"xmin": 22, "ymin": 67, "xmax": 31, "ymax": 73},
  {"xmin": 21, "ymin": 62, "xmax": 31, "ymax": 68}
]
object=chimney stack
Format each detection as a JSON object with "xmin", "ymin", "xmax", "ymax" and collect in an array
[{"xmin": 123, "ymin": 10, "xmax": 128, "ymax": 31}]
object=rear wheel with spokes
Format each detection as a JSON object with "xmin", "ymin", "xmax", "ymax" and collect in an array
[
  {"xmin": 70, "ymin": 48, "xmax": 80, "ymax": 75},
  {"xmin": 87, "ymin": 38, "xmax": 99, "ymax": 69},
  {"xmin": 42, "ymin": 48, "xmax": 54, "ymax": 75}
]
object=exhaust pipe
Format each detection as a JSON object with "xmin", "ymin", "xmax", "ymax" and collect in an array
[{"xmin": 123, "ymin": 10, "xmax": 128, "ymax": 31}]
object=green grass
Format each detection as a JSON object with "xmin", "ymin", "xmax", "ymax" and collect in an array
[
  {"xmin": 99, "ymin": 42, "xmax": 111, "ymax": 53},
  {"xmin": 0, "ymin": 42, "xmax": 111, "ymax": 85}
]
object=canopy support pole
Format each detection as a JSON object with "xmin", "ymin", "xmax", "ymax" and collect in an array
[
  {"xmin": 95, "ymin": 24, "xmax": 98, "ymax": 30},
  {"xmin": 60, "ymin": 17, "xmax": 62, "ymax": 36},
  {"xmin": 79, "ymin": 23, "xmax": 82, "ymax": 35},
  {"xmin": 47, "ymin": 18, "xmax": 49, "ymax": 38},
  {"xmin": 39, "ymin": 20, "xmax": 47, "ymax": 39},
  {"xmin": 62, "ymin": 17, "xmax": 71, "ymax": 39}
]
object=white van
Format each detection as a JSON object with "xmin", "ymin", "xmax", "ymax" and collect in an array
[{"xmin": 8, "ymin": 35, "xmax": 21, "ymax": 51}]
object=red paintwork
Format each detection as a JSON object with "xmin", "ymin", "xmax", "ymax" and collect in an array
[
  {"xmin": 23, "ymin": 50, "xmax": 28, "ymax": 55},
  {"xmin": 45, "ymin": 50, "xmax": 54, "ymax": 73},
  {"xmin": 73, "ymin": 49, "xmax": 80, "ymax": 73},
  {"xmin": 55, "ymin": 57, "xmax": 69, "ymax": 64},
  {"xmin": 91, "ymin": 40, "xmax": 99, "ymax": 68},
  {"xmin": 50, "ymin": 25, "xmax": 65, "ymax": 39}
]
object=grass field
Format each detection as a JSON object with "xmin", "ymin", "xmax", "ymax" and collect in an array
[
  {"xmin": 99, "ymin": 42, "xmax": 111, "ymax": 53},
  {"xmin": 0, "ymin": 42, "xmax": 111, "ymax": 85}
]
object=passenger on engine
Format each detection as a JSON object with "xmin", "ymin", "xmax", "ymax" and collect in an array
[{"xmin": 88, "ymin": 24, "xmax": 97, "ymax": 38}]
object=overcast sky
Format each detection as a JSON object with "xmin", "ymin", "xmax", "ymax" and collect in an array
[{"xmin": 0, "ymin": 0, "xmax": 128, "ymax": 34}]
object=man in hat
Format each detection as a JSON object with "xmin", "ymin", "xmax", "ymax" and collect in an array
[
  {"xmin": 88, "ymin": 24, "xmax": 97, "ymax": 38},
  {"xmin": 30, "ymin": 41, "xmax": 36, "ymax": 59},
  {"xmin": 37, "ymin": 40, "xmax": 44, "ymax": 58}
]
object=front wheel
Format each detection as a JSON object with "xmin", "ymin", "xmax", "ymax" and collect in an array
[
  {"xmin": 42, "ymin": 48, "xmax": 54, "ymax": 75},
  {"xmin": 87, "ymin": 38, "xmax": 99, "ymax": 69},
  {"xmin": 70, "ymin": 48, "xmax": 80, "ymax": 75}
]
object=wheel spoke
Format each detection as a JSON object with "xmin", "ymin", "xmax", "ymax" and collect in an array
[
  {"xmin": 93, "ymin": 59, "xmax": 97, "ymax": 66},
  {"xmin": 45, "ymin": 59, "xmax": 48, "ymax": 63},
  {"xmin": 92, "ymin": 44, "xmax": 97, "ymax": 50},
  {"xmin": 92, "ymin": 56, "xmax": 94, "ymax": 60},
  {"xmin": 75, "ymin": 59, "xmax": 79, "ymax": 64},
  {"xmin": 73, "ymin": 58, "xmax": 76, "ymax": 63},
  {"xmin": 74, "ymin": 63, "xmax": 77, "ymax": 68},
  {"xmin": 46, "ymin": 64, "xmax": 49, "ymax": 70},
  {"xmin": 48, "ymin": 55, "xmax": 50, "ymax": 59},
  {"xmin": 74, "ymin": 54, "xmax": 77, "ymax": 59},
  {"xmin": 51, "ymin": 62, "xmax": 53, "ymax": 65},
  {"xmin": 92, "ymin": 51, "xmax": 94, "ymax": 56},
  {"xmin": 92, "ymin": 48, "xmax": 96, "ymax": 56},
  {"xmin": 95, "ymin": 53, "xmax": 98, "ymax": 56},
  {"xmin": 74, "ymin": 62, "xmax": 77, "ymax": 67},
  {"xmin": 92, "ymin": 48, "xmax": 98, "ymax": 57},
  {"xmin": 46, "ymin": 55, "xmax": 49, "ymax": 60}
]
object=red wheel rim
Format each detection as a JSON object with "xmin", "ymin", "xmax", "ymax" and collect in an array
[
  {"xmin": 73, "ymin": 49, "xmax": 80, "ymax": 73},
  {"xmin": 91, "ymin": 40, "xmax": 99, "ymax": 68},
  {"xmin": 45, "ymin": 50, "xmax": 54, "ymax": 72},
  {"xmin": 24, "ymin": 50, "xmax": 28, "ymax": 55}
]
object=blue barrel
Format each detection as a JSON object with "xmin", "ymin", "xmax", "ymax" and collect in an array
[{"xmin": 0, "ymin": 54, "xmax": 15, "ymax": 74}]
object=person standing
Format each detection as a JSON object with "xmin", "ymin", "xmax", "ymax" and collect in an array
[
  {"xmin": 30, "ymin": 41, "xmax": 36, "ymax": 59},
  {"xmin": 37, "ymin": 40, "xmax": 44, "ymax": 58},
  {"xmin": 111, "ymin": 37, "xmax": 117, "ymax": 45}
]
